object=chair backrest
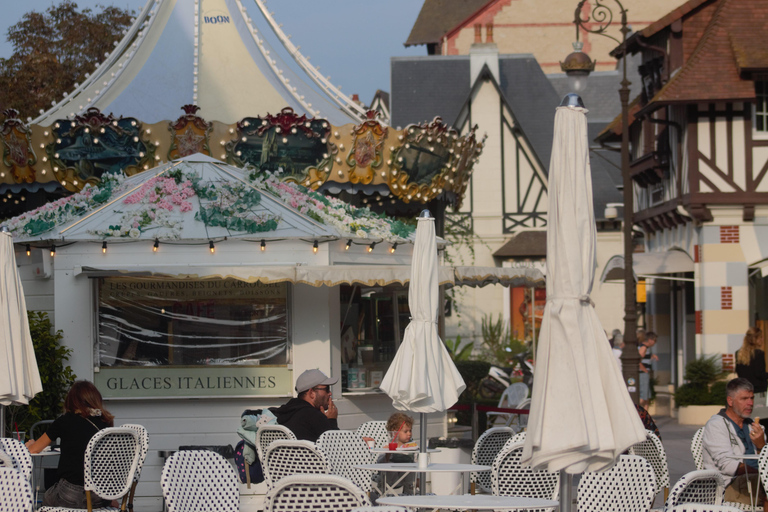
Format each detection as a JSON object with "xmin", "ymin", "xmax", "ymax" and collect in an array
[
  {"xmin": 120, "ymin": 424, "xmax": 149, "ymax": 481},
  {"xmin": 691, "ymin": 427, "xmax": 705, "ymax": 471},
  {"xmin": 667, "ymin": 505, "xmax": 744, "ymax": 512},
  {"xmin": 264, "ymin": 440, "xmax": 329, "ymax": 489},
  {"xmin": 500, "ymin": 382, "xmax": 529, "ymax": 409},
  {"xmin": 471, "ymin": 427, "xmax": 515, "ymax": 493},
  {"xmin": 84, "ymin": 427, "xmax": 142, "ymax": 500},
  {"xmin": 513, "ymin": 398, "xmax": 531, "ymax": 431},
  {"xmin": 357, "ymin": 421, "xmax": 389, "ymax": 449},
  {"xmin": 628, "ymin": 429, "xmax": 670, "ymax": 496},
  {"xmin": 161, "ymin": 450, "xmax": 239, "ymax": 512},
  {"xmin": 0, "ymin": 438, "xmax": 32, "ymax": 480},
  {"xmin": 492, "ymin": 439, "xmax": 560, "ymax": 502},
  {"xmin": 264, "ymin": 474, "xmax": 370, "ymax": 512},
  {"xmin": 256, "ymin": 424, "xmax": 297, "ymax": 463},
  {"xmin": 316, "ymin": 430, "xmax": 376, "ymax": 493},
  {"xmin": 577, "ymin": 455, "xmax": 656, "ymax": 512},
  {"xmin": 0, "ymin": 467, "xmax": 33, "ymax": 512},
  {"xmin": 664, "ymin": 470, "xmax": 725, "ymax": 510}
]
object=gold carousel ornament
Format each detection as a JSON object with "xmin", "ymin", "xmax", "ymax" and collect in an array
[
  {"xmin": 346, "ymin": 110, "xmax": 387, "ymax": 185},
  {"xmin": 1, "ymin": 109, "xmax": 37, "ymax": 184},
  {"xmin": 168, "ymin": 105, "xmax": 213, "ymax": 159}
]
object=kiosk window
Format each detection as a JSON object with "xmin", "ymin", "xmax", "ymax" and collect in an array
[{"xmin": 97, "ymin": 277, "xmax": 289, "ymax": 367}]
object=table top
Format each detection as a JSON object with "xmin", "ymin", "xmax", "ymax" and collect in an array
[
  {"xmin": 356, "ymin": 462, "xmax": 491, "ymax": 473},
  {"xmin": 724, "ymin": 454, "xmax": 761, "ymax": 460},
  {"xmin": 369, "ymin": 448, "xmax": 440, "ymax": 454},
  {"xmin": 31, "ymin": 449, "xmax": 60, "ymax": 457},
  {"xmin": 376, "ymin": 494, "xmax": 559, "ymax": 510}
]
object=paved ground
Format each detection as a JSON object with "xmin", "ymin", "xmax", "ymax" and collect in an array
[{"xmin": 654, "ymin": 415, "xmax": 701, "ymax": 487}]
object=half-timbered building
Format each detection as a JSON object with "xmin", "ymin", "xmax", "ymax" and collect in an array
[{"xmin": 600, "ymin": 0, "xmax": 768, "ymax": 386}]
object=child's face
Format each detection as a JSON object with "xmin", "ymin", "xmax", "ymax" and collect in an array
[{"xmin": 398, "ymin": 425, "xmax": 412, "ymax": 444}]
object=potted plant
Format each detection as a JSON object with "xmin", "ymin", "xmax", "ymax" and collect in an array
[{"xmin": 675, "ymin": 355, "xmax": 727, "ymax": 425}]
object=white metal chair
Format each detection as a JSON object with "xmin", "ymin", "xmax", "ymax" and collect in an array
[
  {"xmin": 317, "ymin": 430, "xmax": 377, "ymax": 493},
  {"xmin": 120, "ymin": 424, "xmax": 149, "ymax": 511},
  {"xmin": 357, "ymin": 421, "xmax": 390, "ymax": 449},
  {"xmin": 0, "ymin": 466, "xmax": 34, "ymax": 512},
  {"xmin": 577, "ymin": 454, "xmax": 656, "ymax": 512},
  {"xmin": 629, "ymin": 429, "xmax": 671, "ymax": 501},
  {"xmin": 161, "ymin": 450, "xmax": 239, "ymax": 512},
  {"xmin": 667, "ymin": 506, "xmax": 745, "ymax": 512},
  {"xmin": 256, "ymin": 424, "xmax": 297, "ymax": 464},
  {"xmin": 0, "ymin": 437, "xmax": 33, "ymax": 480},
  {"xmin": 664, "ymin": 470, "xmax": 726, "ymax": 510},
  {"xmin": 487, "ymin": 382, "xmax": 529, "ymax": 427},
  {"xmin": 470, "ymin": 427, "xmax": 515, "ymax": 494},
  {"xmin": 264, "ymin": 474, "xmax": 370, "ymax": 512},
  {"xmin": 509, "ymin": 398, "xmax": 531, "ymax": 433},
  {"xmin": 40, "ymin": 426, "xmax": 141, "ymax": 512},
  {"xmin": 264, "ymin": 440, "xmax": 330, "ymax": 489},
  {"xmin": 491, "ymin": 439, "xmax": 559, "ymax": 511},
  {"xmin": 692, "ymin": 427, "xmax": 705, "ymax": 470}
]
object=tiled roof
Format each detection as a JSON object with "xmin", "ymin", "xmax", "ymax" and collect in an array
[
  {"xmin": 494, "ymin": 230, "xmax": 546, "ymax": 258},
  {"xmin": 405, "ymin": 0, "xmax": 492, "ymax": 46},
  {"xmin": 650, "ymin": 0, "xmax": 768, "ymax": 105},
  {"xmin": 637, "ymin": 0, "xmax": 711, "ymax": 39}
]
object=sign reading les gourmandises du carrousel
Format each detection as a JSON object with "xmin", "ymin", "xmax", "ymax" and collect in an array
[{"xmin": 95, "ymin": 367, "xmax": 293, "ymax": 398}]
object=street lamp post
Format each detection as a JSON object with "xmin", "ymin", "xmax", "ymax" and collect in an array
[{"xmin": 561, "ymin": 0, "xmax": 640, "ymax": 404}]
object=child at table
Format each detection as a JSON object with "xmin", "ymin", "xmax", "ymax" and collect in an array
[{"xmin": 373, "ymin": 412, "xmax": 416, "ymax": 497}]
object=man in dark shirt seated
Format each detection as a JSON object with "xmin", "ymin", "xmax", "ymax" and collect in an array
[{"xmin": 271, "ymin": 369, "xmax": 339, "ymax": 442}]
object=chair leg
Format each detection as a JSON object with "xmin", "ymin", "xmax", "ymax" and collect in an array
[
  {"xmin": 86, "ymin": 490, "xmax": 93, "ymax": 512},
  {"xmin": 245, "ymin": 461, "xmax": 252, "ymax": 488},
  {"xmin": 127, "ymin": 481, "xmax": 138, "ymax": 510},
  {"xmin": 664, "ymin": 487, "xmax": 669, "ymax": 502},
  {"xmin": 471, "ymin": 482, "xmax": 476, "ymax": 495}
]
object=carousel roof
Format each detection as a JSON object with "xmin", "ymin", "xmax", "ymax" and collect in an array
[
  {"xmin": 5, "ymin": 154, "xmax": 415, "ymax": 244},
  {"xmin": 31, "ymin": 0, "xmax": 364, "ymax": 127}
]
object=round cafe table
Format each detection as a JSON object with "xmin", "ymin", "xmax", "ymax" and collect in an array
[
  {"xmin": 356, "ymin": 462, "xmax": 490, "ymax": 496},
  {"xmin": 376, "ymin": 494, "xmax": 559, "ymax": 511}
]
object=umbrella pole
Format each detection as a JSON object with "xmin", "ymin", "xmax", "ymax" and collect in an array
[
  {"xmin": 560, "ymin": 470, "xmax": 573, "ymax": 512},
  {"xmin": 419, "ymin": 412, "xmax": 427, "ymax": 495}
]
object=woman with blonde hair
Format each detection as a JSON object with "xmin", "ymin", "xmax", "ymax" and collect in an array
[
  {"xmin": 26, "ymin": 380, "xmax": 115, "ymax": 509},
  {"xmin": 736, "ymin": 327, "xmax": 767, "ymax": 393}
]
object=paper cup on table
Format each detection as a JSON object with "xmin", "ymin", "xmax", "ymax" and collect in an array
[
  {"xmin": 418, "ymin": 452, "xmax": 429, "ymax": 468},
  {"xmin": 366, "ymin": 439, "xmax": 376, "ymax": 449}
]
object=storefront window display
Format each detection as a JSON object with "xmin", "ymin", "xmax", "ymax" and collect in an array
[
  {"xmin": 97, "ymin": 277, "xmax": 290, "ymax": 367},
  {"xmin": 340, "ymin": 285, "xmax": 409, "ymax": 391}
]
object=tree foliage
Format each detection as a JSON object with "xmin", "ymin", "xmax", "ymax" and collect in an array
[{"xmin": 0, "ymin": 1, "xmax": 135, "ymax": 120}]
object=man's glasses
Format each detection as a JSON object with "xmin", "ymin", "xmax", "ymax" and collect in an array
[{"xmin": 313, "ymin": 386, "xmax": 331, "ymax": 393}]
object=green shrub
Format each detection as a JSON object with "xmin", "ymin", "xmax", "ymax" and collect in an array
[
  {"xmin": 709, "ymin": 380, "xmax": 728, "ymax": 406},
  {"xmin": 684, "ymin": 354, "xmax": 722, "ymax": 387},
  {"xmin": 445, "ymin": 335, "xmax": 473, "ymax": 361},
  {"xmin": 674, "ymin": 355, "xmax": 727, "ymax": 407},
  {"xmin": 454, "ymin": 360, "xmax": 491, "ymax": 401},
  {"xmin": 675, "ymin": 383, "xmax": 712, "ymax": 406},
  {"xmin": 4, "ymin": 311, "xmax": 76, "ymax": 437}
]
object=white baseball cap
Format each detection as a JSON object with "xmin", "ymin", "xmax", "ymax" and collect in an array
[{"xmin": 295, "ymin": 369, "xmax": 338, "ymax": 393}]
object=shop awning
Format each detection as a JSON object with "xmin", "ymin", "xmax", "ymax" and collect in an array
[
  {"xmin": 600, "ymin": 249, "xmax": 694, "ymax": 283},
  {"xmin": 77, "ymin": 264, "xmax": 544, "ymax": 288}
]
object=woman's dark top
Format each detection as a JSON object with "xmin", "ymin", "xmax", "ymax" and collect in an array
[
  {"xmin": 736, "ymin": 349, "xmax": 768, "ymax": 393},
  {"xmin": 46, "ymin": 412, "xmax": 110, "ymax": 485}
]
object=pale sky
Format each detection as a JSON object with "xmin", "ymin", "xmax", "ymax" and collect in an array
[{"xmin": 0, "ymin": 0, "xmax": 426, "ymax": 104}]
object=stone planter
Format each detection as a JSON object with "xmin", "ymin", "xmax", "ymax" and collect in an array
[{"xmin": 677, "ymin": 405, "xmax": 722, "ymax": 425}]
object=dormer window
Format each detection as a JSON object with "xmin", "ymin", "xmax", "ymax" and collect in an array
[{"xmin": 756, "ymin": 81, "xmax": 768, "ymax": 131}]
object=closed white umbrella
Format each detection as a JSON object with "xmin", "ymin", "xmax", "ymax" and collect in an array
[
  {"xmin": 521, "ymin": 97, "xmax": 645, "ymax": 478},
  {"xmin": 0, "ymin": 231, "xmax": 43, "ymax": 433},
  {"xmin": 381, "ymin": 211, "xmax": 465, "ymax": 414}
]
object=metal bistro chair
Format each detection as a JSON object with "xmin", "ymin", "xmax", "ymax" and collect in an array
[
  {"xmin": 629, "ymin": 429, "xmax": 671, "ymax": 502},
  {"xmin": 470, "ymin": 427, "xmax": 515, "ymax": 494},
  {"xmin": 161, "ymin": 450, "xmax": 239, "ymax": 512},
  {"xmin": 357, "ymin": 421, "xmax": 390, "ymax": 449},
  {"xmin": 317, "ymin": 430, "xmax": 377, "ymax": 494},
  {"xmin": 492, "ymin": 439, "xmax": 559, "ymax": 512},
  {"xmin": 264, "ymin": 440, "xmax": 330, "ymax": 489},
  {"xmin": 509, "ymin": 398, "xmax": 531, "ymax": 433},
  {"xmin": 40, "ymin": 426, "xmax": 141, "ymax": 512},
  {"xmin": 577, "ymin": 454, "xmax": 656, "ymax": 512},
  {"xmin": 264, "ymin": 474, "xmax": 370, "ymax": 512},
  {"xmin": 487, "ymin": 382, "xmax": 529, "ymax": 427},
  {"xmin": 692, "ymin": 427, "xmax": 705, "ymax": 471},
  {"xmin": 0, "ymin": 438, "xmax": 32, "ymax": 480},
  {"xmin": 664, "ymin": 470, "xmax": 726, "ymax": 511},
  {"xmin": 120, "ymin": 424, "xmax": 149, "ymax": 511},
  {"xmin": 0, "ymin": 466, "xmax": 34, "ymax": 512},
  {"xmin": 256, "ymin": 425, "xmax": 297, "ymax": 465}
]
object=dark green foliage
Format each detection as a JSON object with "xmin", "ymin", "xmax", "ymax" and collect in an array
[
  {"xmin": 480, "ymin": 314, "xmax": 528, "ymax": 367},
  {"xmin": 454, "ymin": 360, "xmax": 490, "ymax": 401},
  {"xmin": 4, "ymin": 311, "xmax": 76, "ymax": 437},
  {"xmin": 445, "ymin": 335, "xmax": 473, "ymax": 362},
  {"xmin": 674, "ymin": 355, "xmax": 726, "ymax": 407}
]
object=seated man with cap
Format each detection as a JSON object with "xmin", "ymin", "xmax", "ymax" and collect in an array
[{"xmin": 271, "ymin": 369, "xmax": 339, "ymax": 442}]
